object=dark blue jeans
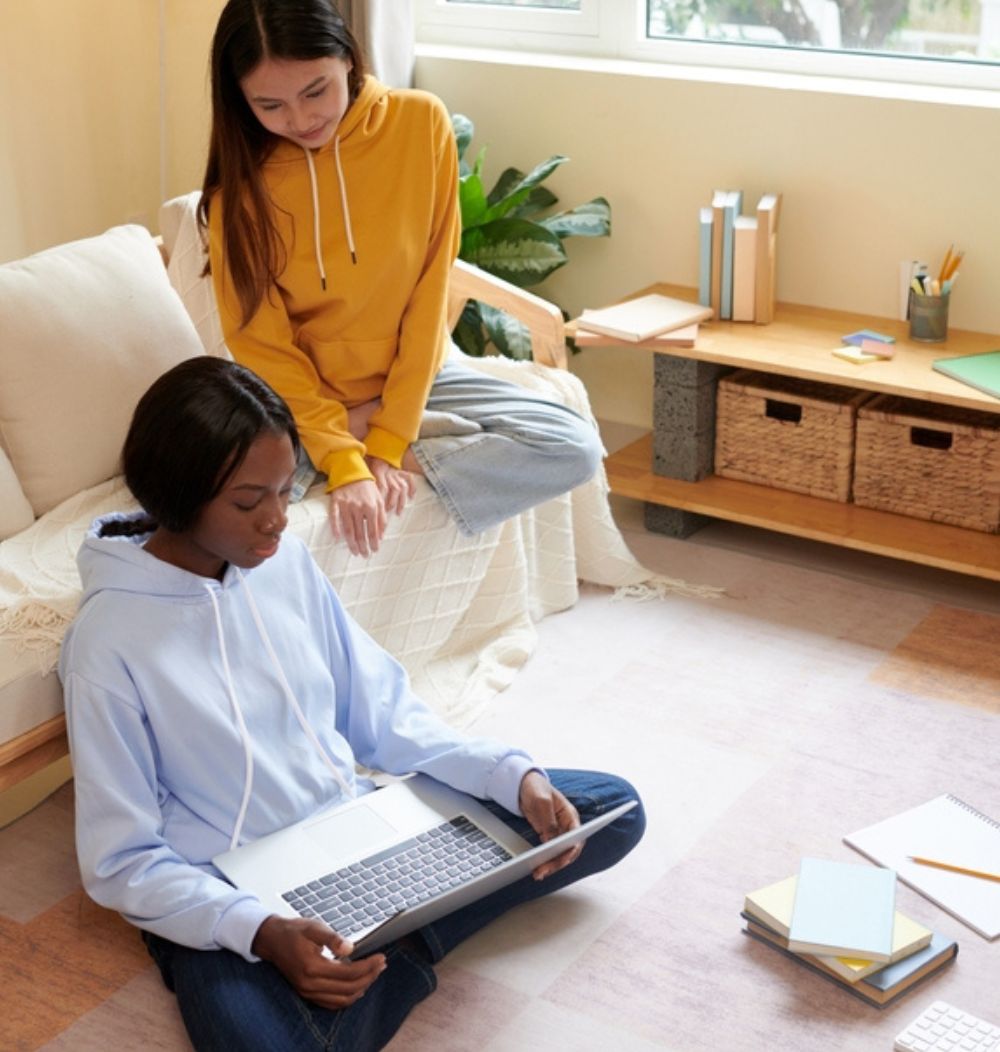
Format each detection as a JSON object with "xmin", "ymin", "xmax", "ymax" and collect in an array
[{"xmin": 144, "ymin": 769, "xmax": 645, "ymax": 1052}]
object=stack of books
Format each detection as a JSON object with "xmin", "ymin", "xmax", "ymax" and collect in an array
[
  {"xmin": 699, "ymin": 190, "xmax": 782, "ymax": 325},
  {"xmin": 742, "ymin": 858, "xmax": 958, "ymax": 1007}
]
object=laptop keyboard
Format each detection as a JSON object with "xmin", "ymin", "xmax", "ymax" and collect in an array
[{"xmin": 281, "ymin": 815, "xmax": 513, "ymax": 939}]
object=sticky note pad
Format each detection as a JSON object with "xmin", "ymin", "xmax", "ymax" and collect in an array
[
  {"xmin": 833, "ymin": 346, "xmax": 880, "ymax": 365},
  {"xmin": 861, "ymin": 339, "xmax": 895, "ymax": 359},
  {"xmin": 842, "ymin": 329, "xmax": 896, "ymax": 347}
]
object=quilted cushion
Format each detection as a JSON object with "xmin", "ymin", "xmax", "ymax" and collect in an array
[{"xmin": 0, "ymin": 225, "xmax": 205, "ymax": 516}]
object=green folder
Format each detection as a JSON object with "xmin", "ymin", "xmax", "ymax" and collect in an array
[{"xmin": 932, "ymin": 350, "xmax": 1000, "ymax": 400}]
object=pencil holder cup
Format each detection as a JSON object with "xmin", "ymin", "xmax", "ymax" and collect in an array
[{"xmin": 909, "ymin": 291, "xmax": 949, "ymax": 343}]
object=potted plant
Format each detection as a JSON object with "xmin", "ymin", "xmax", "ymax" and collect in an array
[{"xmin": 452, "ymin": 113, "xmax": 611, "ymax": 360}]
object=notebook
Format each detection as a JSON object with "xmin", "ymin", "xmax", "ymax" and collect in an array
[
  {"xmin": 932, "ymin": 350, "xmax": 1000, "ymax": 400},
  {"xmin": 214, "ymin": 773, "xmax": 636, "ymax": 957},
  {"xmin": 844, "ymin": 794, "xmax": 1000, "ymax": 939},
  {"xmin": 576, "ymin": 293, "xmax": 713, "ymax": 342},
  {"xmin": 786, "ymin": 857, "xmax": 897, "ymax": 961}
]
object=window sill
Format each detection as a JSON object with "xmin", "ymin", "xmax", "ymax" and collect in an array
[{"xmin": 415, "ymin": 42, "xmax": 1000, "ymax": 112}]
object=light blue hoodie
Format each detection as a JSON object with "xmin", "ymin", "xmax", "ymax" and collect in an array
[{"xmin": 60, "ymin": 513, "xmax": 534, "ymax": 961}]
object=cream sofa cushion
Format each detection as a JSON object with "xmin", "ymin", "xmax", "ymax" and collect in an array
[
  {"xmin": 0, "ymin": 448, "xmax": 34, "ymax": 540},
  {"xmin": 0, "ymin": 224, "xmax": 205, "ymax": 516},
  {"xmin": 159, "ymin": 192, "xmax": 230, "ymax": 359}
]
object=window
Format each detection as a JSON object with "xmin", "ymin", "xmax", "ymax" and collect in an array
[
  {"xmin": 647, "ymin": 0, "xmax": 996, "ymax": 66},
  {"xmin": 416, "ymin": 0, "xmax": 1000, "ymax": 90}
]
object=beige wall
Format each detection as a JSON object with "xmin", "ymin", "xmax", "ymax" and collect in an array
[
  {"xmin": 416, "ymin": 52, "xmax": 1000, "ymax": 427},
  {"xmin": 0, "ymin": 0, "xmax": 221, "ymax": 265},
  {"xmin": 0, "ymin": 0, "xmax": 161, "ymax": 262}
]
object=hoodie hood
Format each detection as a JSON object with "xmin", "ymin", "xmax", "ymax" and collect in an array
[{"xmin": 77, "ymin": 512, "xmax": 240, "ymax": 608}]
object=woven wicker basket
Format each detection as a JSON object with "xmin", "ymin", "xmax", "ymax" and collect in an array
[
  {"xmin": 854, "ymin": 395, "xmax": 1000, "ymax": 533},
  {"xmin": 715, "ymin": 370, "xmax": 871, "ymax": 501}
]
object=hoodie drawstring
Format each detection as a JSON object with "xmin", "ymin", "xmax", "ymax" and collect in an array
[
  {"xmin": 235, "ymin": 569, "xmax": 355, "ymax": 799},
  {"xmin": 303, "ymin": 136, "xmax": 357, "ymax": 293},
  {"xmin": 203, "ymin": 584, "xmax": 256, "ymax": 851},
  {"xmin": 333, "ymin": 136, "xmax": 358, "ymax": 266}
]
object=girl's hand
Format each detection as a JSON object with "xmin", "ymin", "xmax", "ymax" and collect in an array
[
  {"xmin": 252, "ymin": 915, "xmax": 386, "ymax": 1010},
  {"xmin": 366, "ymin": 456, "xmax": 417, "ymax": 518},
  {"xmin": 329, "ymin": 479, "xmax": 386, "ymax": 557},
  {"xmin": 517, "ymin": 771, "xmax": 583, "ymax": 881}
]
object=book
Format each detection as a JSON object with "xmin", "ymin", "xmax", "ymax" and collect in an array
[
  {"xmin": 576, "ymin": 294, "xmax": 713, "ymax": 343},
  {"xmin": 719, "ymin": 190, "xmax": 743, "ymax": 321},
  {"xmin": 744, "ymin": 874, "xmax": 932, "ymax": 981},
  {"xmin": 754, "ymin": 192, "xmax": 782, "ymax": 325},
  {"xmin": 731, "ymin": 215, "xmax": 757, "ymax": 323},
  {"xmin": 698, "ymin": 206, "xmax": 713, "ymax": 308},
  {"xmin": 573, "ymin": 323, "xmax": 699, "ymax": 349},
  {"xmin": 932, "ymin": 350, "xmax": 1000, "ymax": 401},
  {"xmin": 709, "ymin": 189, "xmax": 728, "ymax": 318},
  {"xmin": 744, "ymin": 919, "xmax": 958, "ymax": 1008},
  {"xmin": 787, "ymin": 857, "xmax": 896, "ymax": 961},
  {"xmin": 845, "ymin": 794, "xmax": 1000, "ymax": 939}
]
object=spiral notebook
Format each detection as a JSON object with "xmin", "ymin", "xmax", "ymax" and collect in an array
[{"xmin": 844, "ymin": 794, "xmax": 1000, "ymax": 939}]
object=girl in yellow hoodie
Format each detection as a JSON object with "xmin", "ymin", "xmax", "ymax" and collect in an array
[{"xmin": 201, "ymin": 0, "xmax": 602, "ymax": 558}]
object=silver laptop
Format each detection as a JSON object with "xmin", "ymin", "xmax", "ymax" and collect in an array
[{"xmin": 214, "ymin": 773, "xmax": 635, "ymax": 958}]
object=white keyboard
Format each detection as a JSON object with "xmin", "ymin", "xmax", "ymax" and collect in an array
[{"xmin": 894, "ymin": 1001, "xmax": 1000, "ymax": 1052}]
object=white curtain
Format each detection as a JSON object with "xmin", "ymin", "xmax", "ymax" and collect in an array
[{"xmin": 340, "ymin": 0, "xmax": 415, "ymax": 88}]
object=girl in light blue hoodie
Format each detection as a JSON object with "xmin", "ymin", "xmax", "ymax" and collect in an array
[{"xmin": 60, "ymin": 356, "xmax": 644, "ymax": 1052}]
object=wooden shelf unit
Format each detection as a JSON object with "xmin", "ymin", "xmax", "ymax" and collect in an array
[{"xmin": 589, "ymin": 285, "xmax": 1000, "ymax": 581}]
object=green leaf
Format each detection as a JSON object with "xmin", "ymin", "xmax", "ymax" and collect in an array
[
  {"xmin": 451, "ymin": 113, "xmax": 474, "ymax": 173},
  {"xmin": 458, "ymin": 164, "xmax": 489, "ymax": 230},
  {"xmin": 461, "ymin": 219, "xmax": 568, "ymax": 288},
  {"xmin": 481, "ymin": 303, "xmax": 534, "ymax": 360},
  {"xmin": 483, "ymin": 155, "xmax": 568, "ymax": 223},
  {"xmin": 509, "ymin": 185, "xmax": 559, "ymax": 219},
  {"xmin": 539, "ymin": 197, "xmax": 611, "ymax": 239},
  {"xmin": 451, "ymin": 300, "xmax": 486, "ymax": 358}
]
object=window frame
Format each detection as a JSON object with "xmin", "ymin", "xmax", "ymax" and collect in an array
[{"xmin": 415, "ymin": 0, "xmax": 1000, "ymax": 94}]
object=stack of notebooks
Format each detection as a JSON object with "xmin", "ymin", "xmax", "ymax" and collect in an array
[
  {"xmin": 742, "ymin": 858, "xmax": 958, "ymax": 1007},
  {"xmin": 575, "ymin": 292, "xmax": 714, "ymax": 348},
  {"xmin": 699, "ymin": 189, "xmax": 782, "ymax": 324}
]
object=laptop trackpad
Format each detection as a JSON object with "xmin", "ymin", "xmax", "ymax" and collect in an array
[{"xmin": 308, "ymin": 803, "xmax": 398, "ymax": 861}]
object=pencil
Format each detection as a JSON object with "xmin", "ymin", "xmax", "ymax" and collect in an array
[
  {"xmin": 938, "ymin": 245, "xmax": 954, "ymax": 284},
  {"xmin": 908, "ymin": 855, "xmax": 1000, "ymax": 883}
]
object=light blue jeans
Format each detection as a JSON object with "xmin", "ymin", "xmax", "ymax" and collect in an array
[
  {"xmin": 292, "ymin": 355, "xmax": 604, "ymax": 535},
  {"xmin": 143, "ymin": 769, "xmax": 645, "ymax": 1052}
]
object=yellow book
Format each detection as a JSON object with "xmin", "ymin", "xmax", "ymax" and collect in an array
[{"xmin": 744, "ymin": 874, "xmax": 932, "ymax": 982}]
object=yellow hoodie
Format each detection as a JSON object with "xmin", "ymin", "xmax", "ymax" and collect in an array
[{"xmin": 208, "ymin": 77, "xmax": 460, "ymax": 490}]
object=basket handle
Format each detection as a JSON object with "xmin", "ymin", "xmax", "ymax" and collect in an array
[
  {"xmin": 910, "ymin": 426, "xmax": 953, "ymax": 451},
  {"xmin": 765, "ymin": 399, "xmax": 802, "ymax": 424}
]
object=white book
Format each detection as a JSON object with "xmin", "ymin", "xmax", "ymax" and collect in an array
[{"xmin": 577, "ymin": 293, "xmax": 713, "ymax": 343}]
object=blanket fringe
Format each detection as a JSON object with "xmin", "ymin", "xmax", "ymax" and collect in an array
[
  {"xmin": 612, "ymin": 575, "xmax": 727, "ymax": 602},
  {"xmin": 0, "ymin": 599, "xmax": 77, "ymax": 656}
]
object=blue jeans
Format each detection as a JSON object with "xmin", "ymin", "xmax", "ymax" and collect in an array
[
  {"xmin": 292, "ymin": 355, "xmax": 604, "ymax": 535},
  {"xmin": 144, "ymin": 770, "xmax": 645, "ymax": 1052}
]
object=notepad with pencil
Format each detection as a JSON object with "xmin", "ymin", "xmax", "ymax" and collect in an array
[{"xmin": 844, "ymin": 794, "xmax": 1000, "ymax": 939}]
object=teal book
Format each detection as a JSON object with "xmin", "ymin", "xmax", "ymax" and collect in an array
[
  {"xmin": 719, "ymin": 189, "xmax": 743, "ymax": 321},
  {"xmin": 932, "ymin": 350, "xmax": 1000, "ymax": 401},
  {"xmin": 698, "ymin": 206, "xmax": 713, "ymax": 307},
  {"xmin": 787, "ymin": 857, "xmax": 896, "ymax": 961}
]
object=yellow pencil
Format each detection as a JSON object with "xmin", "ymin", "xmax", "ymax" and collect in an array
[
  {"xmin": 908, "ymin": 855, "xmax": 1000, "ymax": 883},
  {"xmin": 943, "ymin": 250, "xmax": 964, "ymax": 283},
  {"xmin": 938, "ymin": 245, "xmax": 954, "ymax": 283}
]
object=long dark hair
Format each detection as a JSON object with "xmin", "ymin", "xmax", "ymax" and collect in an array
[
  {"xmin": 199, "ymin": 0, "xmax": 365, "ymax": 327},
  {"xmin": 106, "ymin": 357, "xmax": 300, "ymax": 537}
]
